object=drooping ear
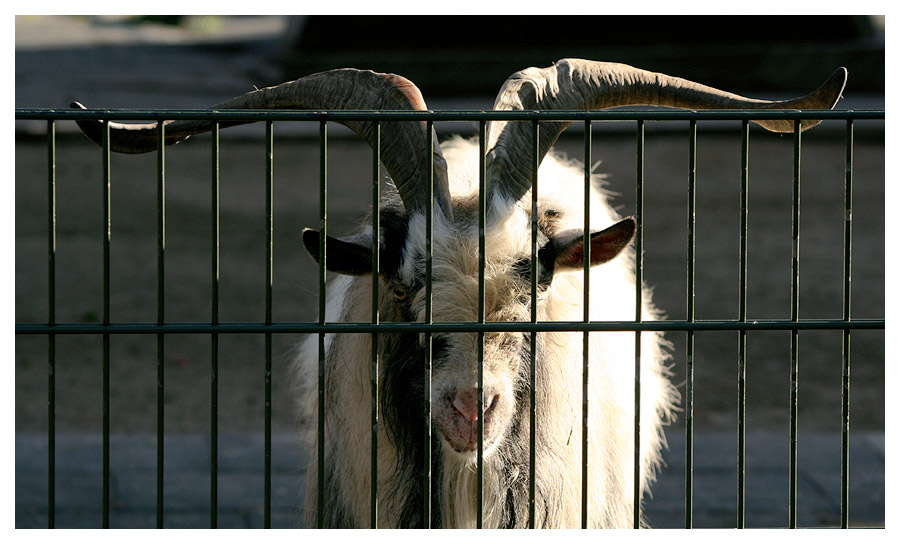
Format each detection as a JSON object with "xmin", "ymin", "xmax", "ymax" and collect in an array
[
  {"xmin": 301, "ymin": 228, "xmax": 374, "ymax": 276},
  {"xmin": 551, "ymin": 217, "xmax": 636, "ymax": 271}
]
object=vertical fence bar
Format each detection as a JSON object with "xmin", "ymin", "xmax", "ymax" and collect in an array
[
  {"xmin": 317, "ymin": 120, "xmax": 327, "ymax": 528},
  {"xmin": 528, "ymin": 120, "xmax": 539, "ymax": 529},
  {"xmin": 264, "ymin": 121, "xmax": 274, "ymax": 529},
  {"xmin": 101, "ymin": 120, "xmax": 111, "ymax": 529},
  {"xmin": 789, "ymin": 120, "xmax": 801, "ymax": 528},
  {"xmin": 841, "ymin": 119, "xmax": 854, "ymax": 528},
  {"xmin": 738, "ymin": 119, "xmax": 750, "ymax": 528},
  {"xmin": 423, "ymin": 119, "xmax": 434, "ymax": 528},
  {"xmin": 477, "ymin": 120, "xmax": 486, "ymax": 529},
  {"xmin": 581, "ymin": 119, "xmax": 591, "ymax": 529},
  {"xmin": 370, "ymin": 121, "xmax": 381, "ymax": 529},
  {"xmin": 685, "ymin": 119, "xmax": 697, "ymax": 529},
  {"xmin": 210, "ymin": 122, "xmax": 220, "ymax": 528},
  {"xmin": 46, "ymin": 119, "xmax": 57, "ymax": 529},
  {"xmin": 156, "ymin": 121, "xmax": 167, "ymax": 529},
  {"xmin": 633, "ymin": 120, "xmax": 644, "ymax": 529}
]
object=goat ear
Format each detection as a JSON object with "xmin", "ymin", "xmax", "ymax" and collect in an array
[
  {"xmin": 301, "ymin": 228, "xmax": 374, "ymax": 276},
  {"xmin": 552, "ymin": 217, "xmax": 636, "ymax": 271}
]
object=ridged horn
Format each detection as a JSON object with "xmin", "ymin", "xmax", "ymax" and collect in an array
[
  {"xmin": 71, "ymin": 68, "xmax": 452, "ymax": 217},
  {"xmin": 485, "ymin": 59, "xmax": 848, "ymax": 203}
]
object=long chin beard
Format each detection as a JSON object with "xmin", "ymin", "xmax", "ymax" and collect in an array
[{"xmin": 439, "ymin": 441, "xmax": 503, "ymax": 528}]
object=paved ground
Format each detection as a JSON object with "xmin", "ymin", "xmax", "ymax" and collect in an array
[{"xmin": 15, "ymin": 430, "xmax": 884, "ymax": 529}]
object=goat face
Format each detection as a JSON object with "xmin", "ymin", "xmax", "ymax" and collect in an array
[{"xmin": 302, "ymin": 186, "xmax": 636, "ymax": 461}]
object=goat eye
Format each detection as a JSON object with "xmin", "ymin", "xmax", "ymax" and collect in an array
[{"xmin": 392, "ymin": 286, "xmax": 409, "ymax": 301}]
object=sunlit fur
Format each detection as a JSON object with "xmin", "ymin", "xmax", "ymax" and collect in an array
[{"xmin": 292, "ymin": 136, "xmax": 679, "ymax": 528}]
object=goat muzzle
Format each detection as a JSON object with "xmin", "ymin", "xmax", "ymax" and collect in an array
[{"xmin": 439, "ymin": 388, "xmax": 503, "ymax": 454}]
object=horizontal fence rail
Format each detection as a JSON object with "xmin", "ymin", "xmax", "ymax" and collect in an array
[
  {"xmin": 15, "ymin": 107, "xmax": 884, "ymax": 529},
  {"xmin": 15, "ymin": 319, "xmax": 885, "ymax": 335}
]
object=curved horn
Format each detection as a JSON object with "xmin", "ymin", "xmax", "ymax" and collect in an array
[
  {"xmin": 71, "ymin": 68, "xmax": 452, "ymax": 217},
  {"xmin": 485, "ymin": 59, "xmax": 848, "ymax": 203}
]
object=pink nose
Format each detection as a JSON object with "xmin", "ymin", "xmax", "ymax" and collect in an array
[
  {"xmin": 441, "ymin": 388, "xmax": 501, "ymax": 452},
  {"xmin": 451, "ymin": 389, "xmax": 499, "ymax": 422},
  {"xmin": 451, "ymin": 389, "xmax": 482, "ymax": 422}
]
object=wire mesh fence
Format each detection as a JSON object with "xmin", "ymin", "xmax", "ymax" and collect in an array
[{"xmin": 14, "ymin": 107, "xmax": 885, "ymax": 528}]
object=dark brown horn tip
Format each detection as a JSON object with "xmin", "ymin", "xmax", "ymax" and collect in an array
[
  {"xmin": 821, "ymin": 67, "xmax": 849, "ymax": 109},
  {"xmin": 794, "ymin": 66, "xmax": 848, "ymax": 131},
  {"xmin": 301, "ymin": 228, "xmax": 321, "ymax": 263},
  {"xmin": 754, "ymin": 67, "xmax": 849, "ymax": 133},
  {"xmin": 69, "ymin": 101, "xmax": 105, "ymax": 147}
]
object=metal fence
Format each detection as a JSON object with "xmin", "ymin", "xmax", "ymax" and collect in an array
[{"xmin": 14, "ymin": 107, "xmax": 885, "ymax": 529}]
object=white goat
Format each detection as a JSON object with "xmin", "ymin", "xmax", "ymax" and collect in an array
[
  {"xmin": 295, "ymin": 135, "xmax": 679, "ymax": 528},
  {"xmin": 72, "ymin": 59, "xmax": 847, "ymax": 528}
]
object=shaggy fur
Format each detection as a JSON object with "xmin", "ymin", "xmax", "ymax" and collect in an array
[{"xmin": 292, "ymin": 136, "xmax": 679, "ymax": 528}]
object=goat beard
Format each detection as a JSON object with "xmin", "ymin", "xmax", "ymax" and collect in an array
[
  {"xmin": 380, "ymin": 397, "xmax": 533, "ymax": 528},
  {"xmin": 378, "ymin": 335, "xmax": 534, "ymax": 528}
]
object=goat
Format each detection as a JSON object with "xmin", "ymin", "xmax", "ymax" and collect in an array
[{"xmin": 71, "ymin": 59, "xmax": 847, "ymax": 528}]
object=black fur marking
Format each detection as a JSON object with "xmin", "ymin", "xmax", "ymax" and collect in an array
[
  {"xmin": 379, "ymin": 329, "xmax": 441, "ymax": 527},
  {"xmin": 503, "ymin": 341, "xmax": 539, "ymax": 527},
  {"xmin": 431, "ymin": 336, "xmax": 450, "ymax": 362},
  {"xmin": 512, "ymin": 252, "xmax": 554, "ymax": 290},
  {"xmin": 371, "ymin": 206, "xmax": 437, "ymax": 526},
  {"xmin": 378, "ymin": 207, "xmax": 410, "ymax": 280}
]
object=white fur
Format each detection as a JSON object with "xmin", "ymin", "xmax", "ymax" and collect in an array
[{"xmin": 293, "ymin": 136, "xmax": 679, "ymax": 528}]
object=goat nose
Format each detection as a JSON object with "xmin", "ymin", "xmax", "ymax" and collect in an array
[{"xmin": 450, "ymin": 389, "xmax": 499, "ymax": 422}]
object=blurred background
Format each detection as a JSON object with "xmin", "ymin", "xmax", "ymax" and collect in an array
[
  {"xmin": 15, "ymin": 15, "xmax": 884, "ymax": 528},
  {"xmin": 15, "ymin": 15, "xmax": 886, "ymax": 109}
]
